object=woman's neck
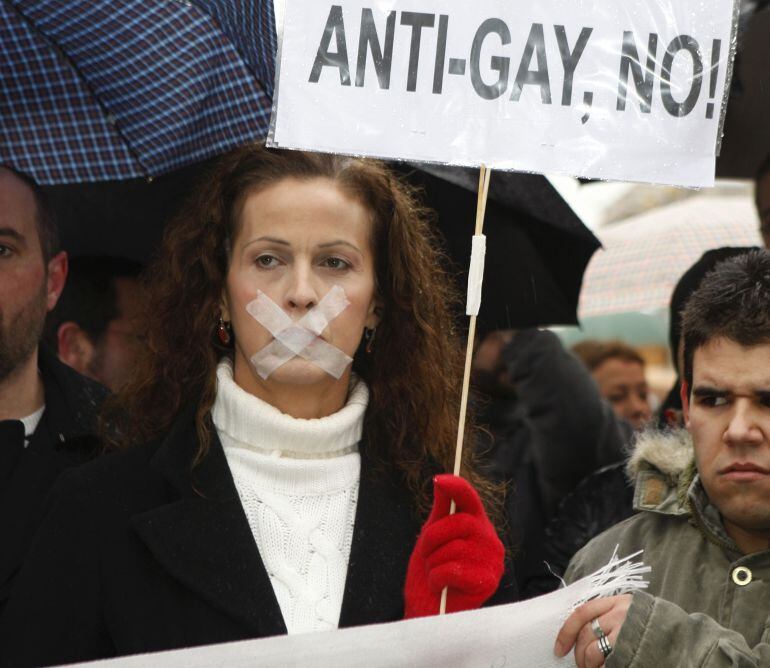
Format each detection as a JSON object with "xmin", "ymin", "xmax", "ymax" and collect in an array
[
  {"xmin": 214, "ymin": 359, "xmax": 367, "ymax": 457},
  {"xmin": 232, "ymin": 355, "xmax": 350, "ymax": 419}
]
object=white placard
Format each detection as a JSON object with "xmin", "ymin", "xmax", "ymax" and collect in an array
[
  {"xmin": 64, "ymin": 555, "xmax": 647, "ymax": 668},
  {"xmin": 269, "ymin": 0, "xmax": 738, "ymax": 187}
]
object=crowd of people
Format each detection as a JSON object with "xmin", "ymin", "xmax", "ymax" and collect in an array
[{"xmin": 1, "ymin": 145, "xmax": 770, "ymax": 667}]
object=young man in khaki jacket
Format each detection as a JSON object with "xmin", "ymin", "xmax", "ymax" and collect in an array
[{"xmin": 556, "ymin": 250, "xmax": 770, "ymax": 668}]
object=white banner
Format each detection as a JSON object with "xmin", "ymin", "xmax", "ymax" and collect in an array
[
  {"xmin": 64, "ymin": 552, "xmax": 650, "ymax": 668},
  {"xmin": 268, "ymin": 0, "xmax": 738, "ymax": 187},
  {"xmin": 67, "ymin": 576, "xmax": 600, "ymax": 668}
]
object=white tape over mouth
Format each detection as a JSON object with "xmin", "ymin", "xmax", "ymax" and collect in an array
[{"xmin": 245, "ymin": 285, "xmax": 354, "ymax": 380}]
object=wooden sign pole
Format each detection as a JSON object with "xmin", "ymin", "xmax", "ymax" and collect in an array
[{"xmin": 439, "ymin": 165, "xmax": 492, "ymax": 615}]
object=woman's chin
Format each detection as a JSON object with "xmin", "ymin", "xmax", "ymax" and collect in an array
[{"xmin": 260, "ymin": 358, "xmax": 347, "ymax": 386}]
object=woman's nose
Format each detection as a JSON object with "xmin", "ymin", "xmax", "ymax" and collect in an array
[{"xmin": 284, "ymin": 266, "xmax": 319, "ymax": 312}]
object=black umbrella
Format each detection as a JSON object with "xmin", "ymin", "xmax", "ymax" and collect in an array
[
  {"xmin": 391, "ymin": 164, "xmax": 601, "ymax": 332},
  {"xmin": 43, "ymin": 160, "xmax": 214, "ymax": 265},
  {"xmin": 715, "ymin": 2, "xmax": 770, "ymax": 177}
]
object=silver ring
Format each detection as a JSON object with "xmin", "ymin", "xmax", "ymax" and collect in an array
[
  {"xmin": 598, "ymin": 634, "xmax": 613, "ymax": 658},
  {"xmin": 591, "ymin": 617, "xmax": 606, "ymax": 639}
]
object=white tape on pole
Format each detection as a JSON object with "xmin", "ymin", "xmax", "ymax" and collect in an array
[{"xmin": 465, "ymin": 234, "xmax": 486, "ymax": 316}]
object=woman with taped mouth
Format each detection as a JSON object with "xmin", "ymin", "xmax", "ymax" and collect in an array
[{"xmin": 0, "ymin": 145, "xmax": 516, "ymax": 666}]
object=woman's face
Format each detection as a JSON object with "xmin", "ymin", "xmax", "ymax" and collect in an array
[{"xmin": 223, "ymin": 176, "xmax": 380, "ymax": 389}]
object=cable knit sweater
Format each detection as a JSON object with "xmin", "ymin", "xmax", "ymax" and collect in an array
[{"xmin": 212, "ymin": 360, "xmax": 367, "ymax": 635}]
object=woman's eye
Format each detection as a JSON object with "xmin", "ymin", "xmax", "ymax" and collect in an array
[
  {"xmin": 322, "ymin": 256, "xmax": 350, "ymax": 270},
  {"xmin": 256, "ymin": 255, "xmax": 279, "ymax": 268},
  {"xmin": 0, "ymin": 244, "xmax": 12, "ymax": 258}
]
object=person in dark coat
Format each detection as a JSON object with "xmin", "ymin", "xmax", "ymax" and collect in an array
[
  {"xmin": 0, "ymin": 146, "xmax": 516, "ymax": 667},
  {"xmin": 474, "ymin": 328, "xmax": 631, "ymax": 593},
  {"xmin": 0, "ymin": 166, "xmax": 106, "ymax": 616}
]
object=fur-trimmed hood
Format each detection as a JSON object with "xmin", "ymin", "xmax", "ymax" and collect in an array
[
  {"xmin": 626, "ymin": 428, "xmax": 694, "ymax": 479},
  {"xmin": 625, "ymin": 429, "xmax": 697, "ymax": 516}
]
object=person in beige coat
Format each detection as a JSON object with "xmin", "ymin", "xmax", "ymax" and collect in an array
[{"xmin": 554, "ymin": 250, "xmax": 770, "ymax": 668}]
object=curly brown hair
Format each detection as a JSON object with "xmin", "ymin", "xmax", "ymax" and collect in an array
[{"xmin": 103, "ymin": 144, "xmax": 500, "ymax": 520}]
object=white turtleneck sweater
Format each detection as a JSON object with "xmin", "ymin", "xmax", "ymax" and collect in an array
[{"xmin": 212, "ymin": 360, "xmax": 367, "ymax": 635}]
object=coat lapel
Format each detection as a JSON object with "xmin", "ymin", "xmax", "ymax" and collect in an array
[
  {"xmin": 0, "ymin": 348, "xmax": 102, "ymax": 602},
  {"xmin": 131, "ymin": 413, "xmax": 286, "ymax": 638},
  {"xmin": 339, "ymin": 443, "xmax": 420, "ymax": 627},
  {"xmin": 132, "ymin": 413, "xmax": 422, "ymax": 635}
]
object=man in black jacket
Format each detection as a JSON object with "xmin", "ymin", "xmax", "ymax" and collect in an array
[{"xmin": 0, "ymin": 166, "xmax": 106, "ymax": 613}]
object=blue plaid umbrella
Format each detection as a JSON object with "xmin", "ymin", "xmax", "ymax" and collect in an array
[{"xmin": 0, "ymin": 0, "xmax": 276, "ymax": 184}]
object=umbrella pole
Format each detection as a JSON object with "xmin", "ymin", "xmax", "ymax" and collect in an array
[{"xmin": 439, "ymin": 165, "xmax": 492, "ymax": 615}]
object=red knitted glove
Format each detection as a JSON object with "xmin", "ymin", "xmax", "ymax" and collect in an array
[{"xmin": 404, "ymin": 474, "xmax": 505, "ymax": 618}]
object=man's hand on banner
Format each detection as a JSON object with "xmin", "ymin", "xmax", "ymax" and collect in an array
[
  {"xmin": 554, "ymin": 593, "xmax": 632, "ymax": 668},
  {"xmin": 404, "ymin": 474, "xmax": 504, "ymax": 617}
]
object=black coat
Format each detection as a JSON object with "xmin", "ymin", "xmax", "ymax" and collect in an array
[
  {"xmin": 522, "ymin": 462, "xmax": 635, "ymax": 598},
  {"xmin": 476, "ymin": 329, "xmax": 632, "ymax": 592},
  {"xmin": 0, "ymin": 408, "xmax": 518, "ymax": 667},
  {"xmin": 0, "ymin": 346, "xmax": 105, "ymax": 615}
]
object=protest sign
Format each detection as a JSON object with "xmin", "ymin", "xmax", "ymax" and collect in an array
[{"xmin": 268, "ymin": 0, "xmax": 738, "ymax": 187}]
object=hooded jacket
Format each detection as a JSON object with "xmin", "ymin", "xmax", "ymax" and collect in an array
[{"xmin": 565, "ymin": 429, "xmax": 770, "ymax": 667}]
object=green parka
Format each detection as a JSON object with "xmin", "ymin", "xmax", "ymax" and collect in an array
[{"xmin": 565, "ymin": 430, "xmax": 770, "ymax": 667}]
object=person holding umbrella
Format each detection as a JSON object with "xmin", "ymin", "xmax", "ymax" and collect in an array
[{"xmin": 0, "ymin": 145, "xmax": 514, "ymax": 666}]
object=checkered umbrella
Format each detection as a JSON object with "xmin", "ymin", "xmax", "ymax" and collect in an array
[
  {"xmin": 578, "ymin": 193, "xmax": 762, "ymax": 318},
  {"xmin": 0, "ymin": 0, "xmax": 276, "ymax": 184}
]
